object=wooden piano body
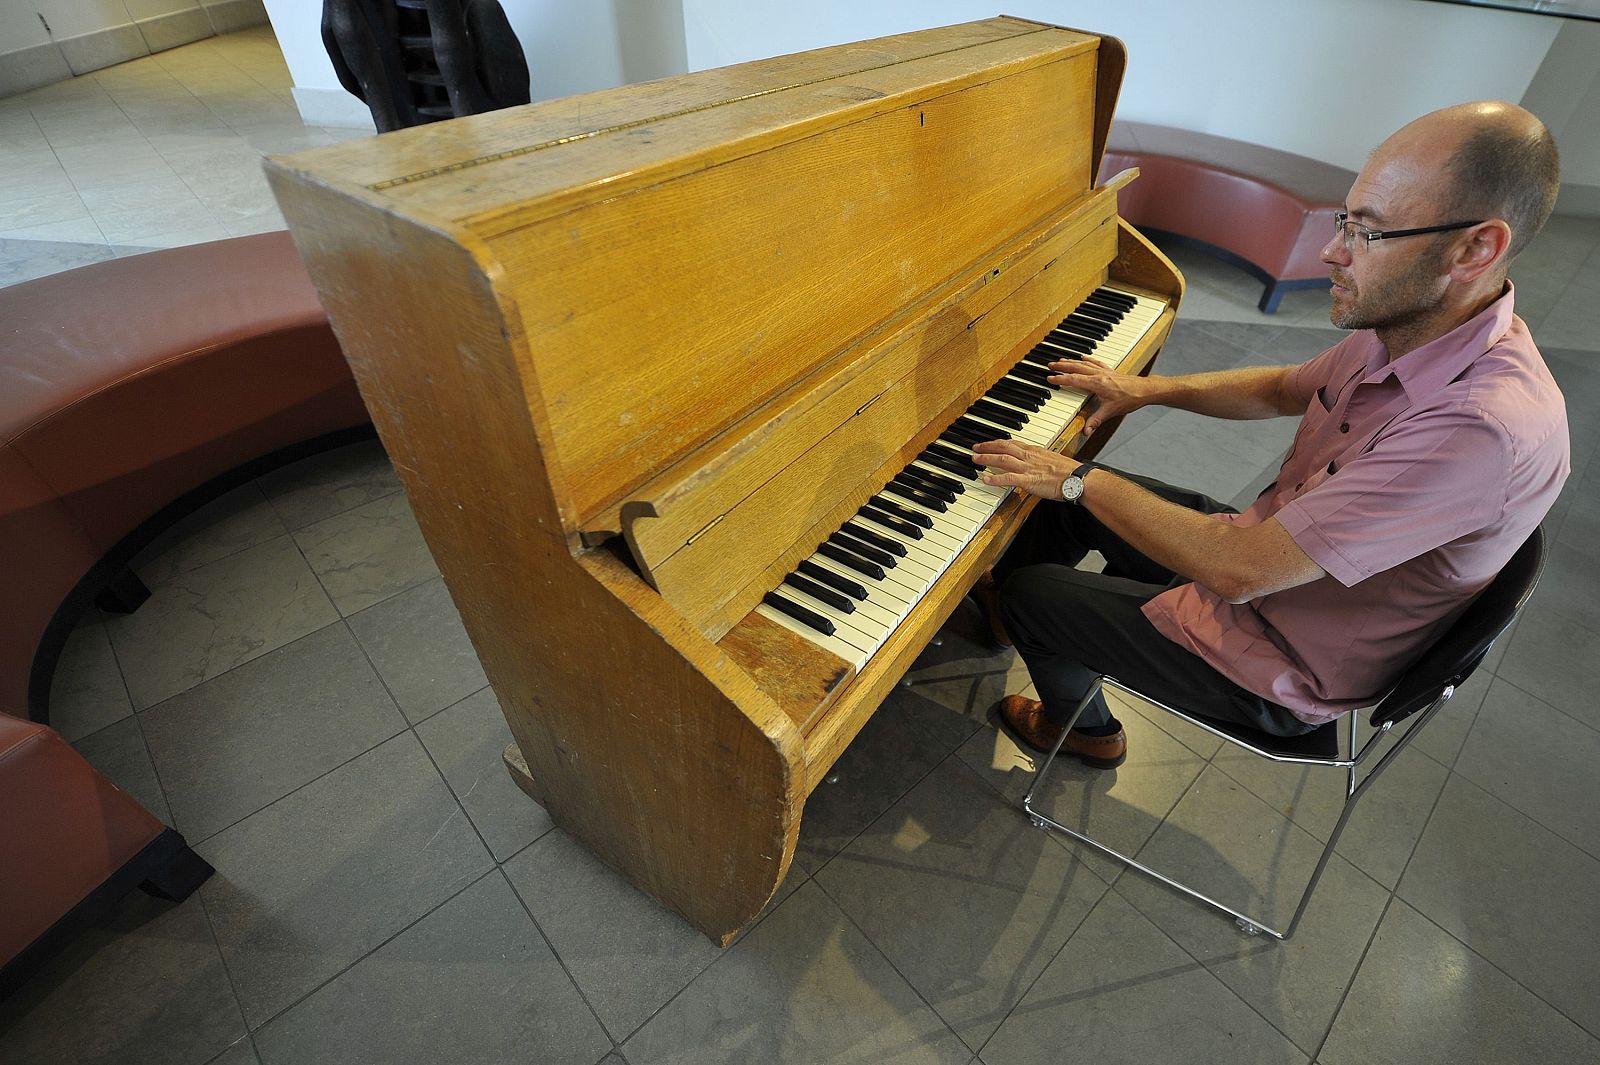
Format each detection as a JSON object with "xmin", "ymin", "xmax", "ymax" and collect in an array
[{"xmin": 265, "ymin": 17, "xmax": 1183, "ymax": 944}]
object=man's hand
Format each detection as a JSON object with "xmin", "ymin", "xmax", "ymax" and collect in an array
[
  {"xmin": 971, "ymin": 439, "xmax": 1079, "ymax": 499},
  {"xmin": 1047, "ymin": 358, "xmax": 1151, "ymax": 438}
]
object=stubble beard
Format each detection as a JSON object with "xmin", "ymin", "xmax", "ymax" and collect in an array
[{"xmin": 1328, "ymin": 247, "xmax": 1449, "ymax": 333}]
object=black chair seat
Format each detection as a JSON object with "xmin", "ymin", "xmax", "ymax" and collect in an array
[{"xmin": 1193, "ymin": 714, "xmax": 1341, "ymax": 759}]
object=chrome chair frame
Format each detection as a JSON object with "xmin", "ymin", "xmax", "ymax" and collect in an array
[{"xmin": 1020, "ymin": 527, "xmax": 1546, "ymax": 941}]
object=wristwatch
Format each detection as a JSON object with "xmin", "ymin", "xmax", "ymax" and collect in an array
[{"xmin": 1061, "ymin": 462, "xmax": 1097, "ymax": 504}]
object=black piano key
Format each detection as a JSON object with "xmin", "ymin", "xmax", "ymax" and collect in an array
[
  {"xmin": 1009, "ymin": 362, "xmax": 1054, "ymax": 385},
  {"xmin": 764, "ymin": 590, "xmax": 835, "ymax": 636},
  {"xmin": 834, "ymin": 531, "xmax": 898, "ymax": 567},
  {"xmin": 784, "ymin": 572, "xmax": 854, "ymax": 612},
  {"xmin": 988, "ymin": 381, "xmax": 1044, "ymax": 410},
  {"xmin": 818, "ymin": 541, "xmax": 885, "ymax": 580},
  {"xmin": 893, "ymin": 471, "xmax": 956, "ymax": 504},
  {"xmin": 884, "ymin": 480, "xmax": 948, "ymax": 512},
  {"xmin": 902, "ymin": 466, "xmax": 964, "ymax": 495},
  {"xmin": 1040, "ymin": 333, "xmax": 1095, "ymax": 356},
  {"xmin": 941, "ymin": 424, "xmax": 990, "ymax": 449},
  {"xmin": 968, "ymin": 401, "xmax": 1025, "ymax": 430},
  {"xmin": 999, "ymin": 377, "xmax": 1052, "ymax": 402},
  {"xmin": 956, "ymin": 416, "xmax": 1010, "ymax": 441},
  {"xmin": 1075, "ymin": 297, "xmax": 1122, "ymax": 317},
  {"xmin": 870, "ymin": 495, "xmax": 934, "ymax": 529},
  {"xmin": 1058, "ymin": 316, "xmax": 1110, "ymax": 340},
  {"xmin": 927, "ymin": 440, "xmax": 983, "ymax": 469},
  {"xmin": 919, "ymin": 449, "xmax": 979, "ymax": 480},
  {"xmin": 1089, "ymin": 288, "xmax": 1136, "ymax": 310},
  {"xmin": 842, "ymin": 521, "xmax": 907, "ymax": 555},
  {"xmin": 860, "ymin": 505, "xmax": 925, "ymax": 539},
  {"xmin": 1081, "ymin": 299, "xmax": 1128, "ymax": 321},
  {"xmin": 798, "ymin": 559, "xmax": 867, "ymax": 600}
]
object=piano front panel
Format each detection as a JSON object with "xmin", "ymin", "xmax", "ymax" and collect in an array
[
  {"xmin": 489, "ymin": 45, "xmax": 1102, "ymax": 528},
  {"xmin": 644, "ymin": 213, "xmax": 1119, "ymax": 637},
  {"xmin": 613, "ymin": 185, "xmax": 1121, "ymax": 561}
]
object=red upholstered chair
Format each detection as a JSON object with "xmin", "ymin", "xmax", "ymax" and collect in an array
[{"xmin": 0, "ymin": 713, "xmax": 212, "ymax": 1000}]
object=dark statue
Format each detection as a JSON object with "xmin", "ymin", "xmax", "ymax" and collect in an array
[{"xmin": 322, "ymin": 0, "xmax": 532, "ymax": 133}]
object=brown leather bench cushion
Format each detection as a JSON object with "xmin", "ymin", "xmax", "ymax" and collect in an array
[
  {"xmin": 0, "ymin": 233, "xmax": 369, "ymax": 720},
  {"xmin": 1100, "ymin": 121, "xmax": 1355, "ymax": 309},
  {"xmin": 0, "ymin": 713, "xmax": 163, "ymax": 967}
]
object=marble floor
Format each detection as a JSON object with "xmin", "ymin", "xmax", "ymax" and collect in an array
[{"xmin": 5, "ymin": 27, "xmax": 1600, "ymax": 1065}]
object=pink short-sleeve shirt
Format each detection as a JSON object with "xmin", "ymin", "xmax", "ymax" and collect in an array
[{"xmin": 1142, "ymin": 284, "xmax": 1568, "ymax": 724}]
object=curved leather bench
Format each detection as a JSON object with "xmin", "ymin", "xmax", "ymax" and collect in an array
[
  {"xmin": 1100, "ymin": 121, "xmax": 1355, "ymax": 313},
  {"xmin": 0, "ymin": 711, "xmax": 212, "ymax": 1001},
  {"xmin": 0, "ymin": 232, "xmax": 371, "ymax": 724}
]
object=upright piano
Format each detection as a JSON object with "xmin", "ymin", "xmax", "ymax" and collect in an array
[{"xmin": 266, "ymin": 16, "xmax": 1183, "ymax": 943}]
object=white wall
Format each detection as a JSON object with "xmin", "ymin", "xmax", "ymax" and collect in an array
[
  {"xmin": 264, "ymin": 0, "xmax": 686, "ymax": 127},
  {"xmin": 1520, "ymin": 18, "xmax": 1600, "ymax": 202},
  {"xmin": 679, "ymin": 0, "xmax": 1562, "ymax": 173},
  {"xmin": 0, "ymin": 0, "xmax": 52, "ymax": 51}
]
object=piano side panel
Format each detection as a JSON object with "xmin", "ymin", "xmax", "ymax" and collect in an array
[
  {"xmin": 267, "ymin": 169, "xmax": 810, "ymax": 945},
  {"xmin": 487, "ymin": 49, "xmax": 1100, "ymax": 527}
]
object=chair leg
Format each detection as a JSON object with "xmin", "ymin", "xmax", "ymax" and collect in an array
[
  {"xmin": 1021, "ymin": 677, "xmax": 1324, "ymax": 940},
  {"xmin": 1023, "ymin": 683, "xmax": 1451, "ymax": 941}
]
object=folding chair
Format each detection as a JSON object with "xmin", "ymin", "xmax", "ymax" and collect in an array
[{"xmin": 1021, "ymin": 526, "xmax": 1546, "ymax": 941}]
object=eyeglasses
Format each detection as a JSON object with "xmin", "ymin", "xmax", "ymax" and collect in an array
[{"xmin": 1333, "ymin": 211, "xmax": 1485, "ymax": 252}]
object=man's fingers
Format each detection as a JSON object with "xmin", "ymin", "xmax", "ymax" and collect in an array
[{"xmin": 970, "ymin": 438, "xmax": 1030, "ymax": 459}]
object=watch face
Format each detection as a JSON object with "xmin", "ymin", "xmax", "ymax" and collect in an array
[{"xmin": 1062, "ymin": 475, "xmax": 1084, "ymax": 502}]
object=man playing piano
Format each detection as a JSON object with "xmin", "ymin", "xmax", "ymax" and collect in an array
[{"xmin": 973, "ymin": 101, "xmax": 1568, "ymax": 768}]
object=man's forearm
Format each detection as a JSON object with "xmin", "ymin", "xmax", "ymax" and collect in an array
[
  {"xmin": 1135, "ymin": 365, "xmax": 1300, "ymax": 421},
  {"xmin": 1077, "ymin": 468, "xmax": 1323, "ymax": 603}
]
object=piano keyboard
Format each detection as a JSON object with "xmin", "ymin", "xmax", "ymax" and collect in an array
[{"xmin": 755, "ymin": 285, "xmax": 1165, "ymax": 668}]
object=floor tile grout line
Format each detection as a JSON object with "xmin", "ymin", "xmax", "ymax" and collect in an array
[
  {"xmin": 1307, "ymin": 891, "xmax": 1396, "ymax": 1061},
  {"xmin": 1442, "ymin": 664, "xmax": 1600, "ymax": 866},
  {"xmin": 99, "ymin": 632, "xmax": 261, "ymax": 1049},
  {"xmin": 1391, "ymin": 765, "xmax": 1600, "ymax": 1041},
  {"xmin": 806, "ymin": 858, "xmax": 1024, "ymax": 1060},
  {"xmin": 494, "ymin": 864, "xmax": 625, "ymax": 1054},
  {"xmin": 947, "ymin": 731, "xmax": 1119, "ymax": 1061},
  {"xmin": 1099, "ymin": 878, "xmax": 1323, "ymax": 1061},
  {"xmin": 241, "ymin": 864, "xmax": 501, "ymax": 1039},
  {"xmin": 1393, "ymin": 885, "xmax": 1600, "ymax": 1045},
  {"xmin": 401, "ymin": 663, "xmax": 502, "ymax": 861},
  {"xmin": 601, "ymin": 845, "xmax": 816, "ymax": 1051}
]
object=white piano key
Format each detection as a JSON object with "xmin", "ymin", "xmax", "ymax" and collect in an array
[
  {"xmin": 764, "ymin": 286, "xmax": 1166, "ymax": 666},
  {"xmin": 756, "ymin": 603, "xmax": 868, "ymax": 669}
]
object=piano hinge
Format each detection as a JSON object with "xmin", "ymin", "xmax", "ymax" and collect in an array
[{"xmin": 685, "ymin": 514, "xmax": 726, "ymax": 547}]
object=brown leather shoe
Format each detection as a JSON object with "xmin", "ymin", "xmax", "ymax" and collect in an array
[
  {"xmin": 998, "ymin": 694, "xmax": 1127, "ymax": 769},
  {"xmin": 974, "ymin": 568, "xmax": 1011, "ymax": 648}
]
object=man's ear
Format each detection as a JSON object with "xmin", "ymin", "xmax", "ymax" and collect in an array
[{"xmin": 1450, "ymin": 219, "xmax": 1512, "ymax": 283}]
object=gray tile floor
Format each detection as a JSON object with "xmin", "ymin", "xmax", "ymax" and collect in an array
[{"xmin": 3, "ymin": 27, "xmax": 1600, "ymax": 1065}]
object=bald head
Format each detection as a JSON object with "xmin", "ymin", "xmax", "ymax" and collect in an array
[{"xmin": 1379, "ymin": 101, "xmax": 1559, "ymax": 263}]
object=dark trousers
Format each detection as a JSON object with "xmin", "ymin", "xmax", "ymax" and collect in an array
[{"xmin": 993, "ymin": 471, "xmax": 1317, "ymax": 738}]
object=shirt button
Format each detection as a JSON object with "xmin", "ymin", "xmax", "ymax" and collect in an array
[{"xmin": 1340, "ymin": 422, "xmax": 1350, "ymax": 433}]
